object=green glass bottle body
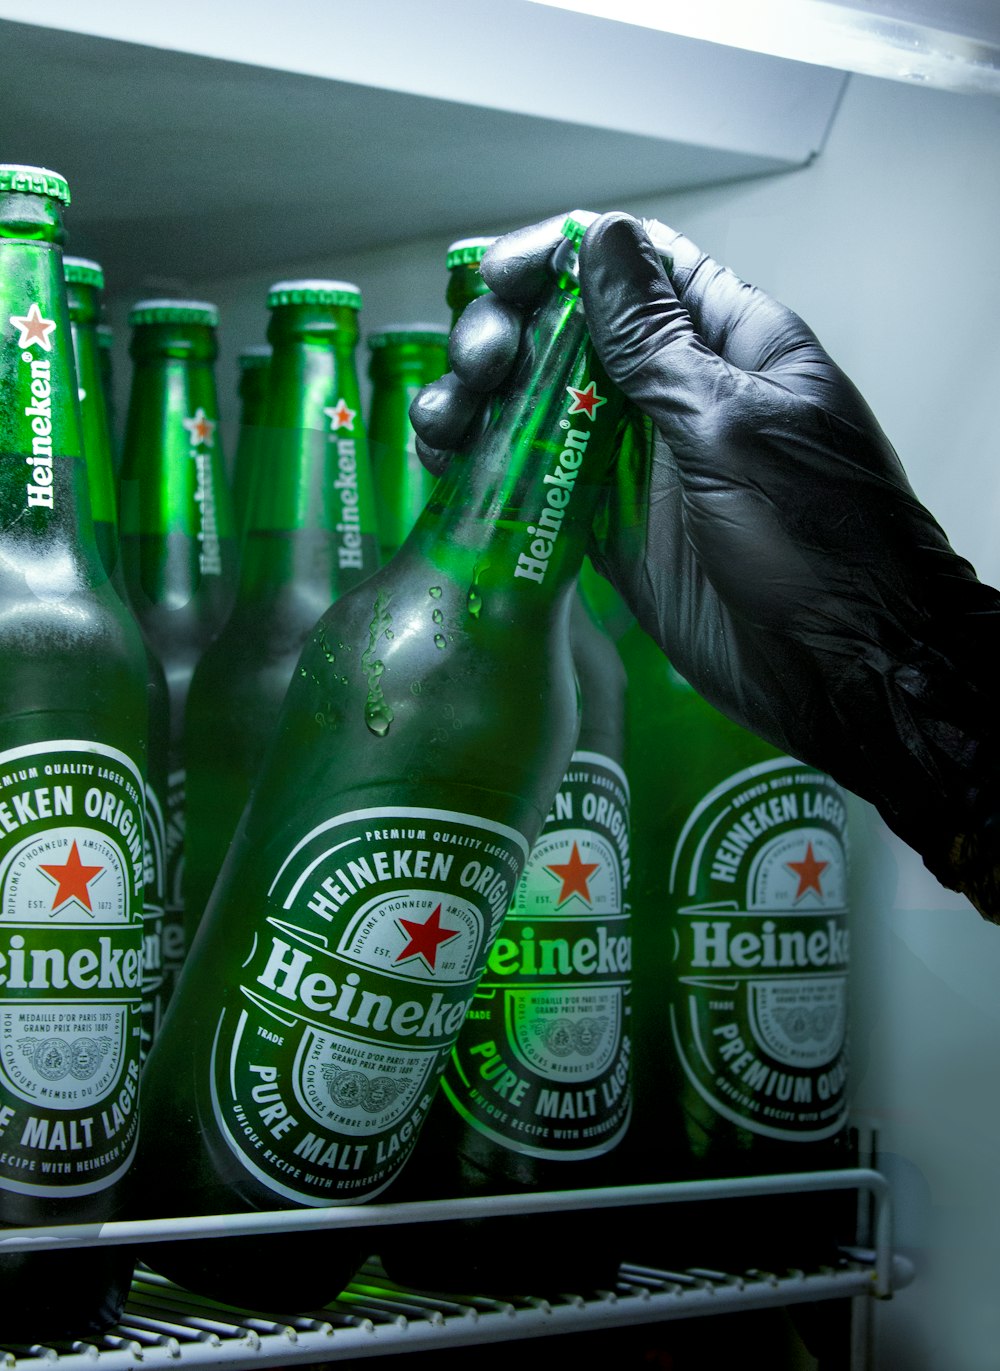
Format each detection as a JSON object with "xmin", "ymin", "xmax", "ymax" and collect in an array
[
  {"xmin": 65, "ymin": 259, "xmax": 173, "ymax": 1060},
  {"xmin": 184, "ymin": 282, "xmax": 380, "ymax": 945},
  {"xmin": 0, "ymin": 165, "xmax": 147, "ymax": 1341},
  {"xmin": 134, "ymin": 215, "xmax": 625, "ymax": 1313},
  {"xmin": 96, "ymin": 323, "xmax": 117, "ymax": 468},
  {"xmin": 623, "ymin": 625, "xmax": 851, "ymax": 1269},
  {"xmin": 367, "ymin": 326, "xmax": 448, "ymax": 563},
  {"xmin": 119, "ymin": 301, "xmax": 237, "ymax": 999},
  {"xmin": 231, "ymin": 344, "xmax": 271, "ymax": 540}
]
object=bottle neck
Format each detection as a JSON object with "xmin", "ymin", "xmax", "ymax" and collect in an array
[
  {"xmin": 368, "ymin": 346, "xmax": 447, "ymax": 562},
  {"xmin": 67, "ymin": 278, "xmax": 118, "ymax": 575},
  {"xmin": 0, "ymin": 227, "xmax": 104, "ymax": 587},
  {"xmin": 405, "ymin": 275, "xmax": 625, "ymax": 617},
  {"xmin": 120, "ymin": 329, "xmax": 235, "ymax": 605},
  {"xmin": 240, "ymin": 310, "xmax": 379, "ymax": 597}
]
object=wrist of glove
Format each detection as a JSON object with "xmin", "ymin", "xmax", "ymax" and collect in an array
[{"xmin": 411, "ymin": 211, "xmax": 1000, "ymax": 921}]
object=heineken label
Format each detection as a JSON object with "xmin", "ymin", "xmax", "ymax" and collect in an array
[
  {"xmin": 162, "ymin": 767, "xmax": 186, "ymax": 991},
  {"xmin": 0, "ymin": 740, "xmax": 144, "ymax": 1197},
  {"xmin": 210, "ymin": 805, "xmax": 528, "ymax": 1204},
  {"xmin": 140, "ymin": 780, "xmax": 167, "ymax": 1060},
  {"xmin": 443, "ymin": 753, "xmax": 631, "ymax": 1160},
  {"xmin": 669, "ymin": 758, "xmax": 849, "ymax": 1141}
]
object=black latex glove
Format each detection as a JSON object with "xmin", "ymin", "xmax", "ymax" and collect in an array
[{"xmin": 412, "ymin": 212, "xmax": 1000, "ymax": 920}]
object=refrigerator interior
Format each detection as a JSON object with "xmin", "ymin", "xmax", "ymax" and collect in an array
[{"xmin": 2, "ymin": 3, "xmax": 1000, "ymax": 1367}]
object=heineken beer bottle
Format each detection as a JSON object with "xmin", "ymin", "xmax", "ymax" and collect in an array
[
  {"xmin": 65, "ymin": 257, "xmax": 172, "ymax": 1058},
  {"xmin": 96, "ymin": 323, "xmax": 117, "ymax": 466},
  {"xmin": 119, "ymin": 299, "xmax": 237, "ymax": 994},
  {"xmin": 0, "ymin": 165, "xmax": 147, "ymax": 1340},
  {"xmin": 231, "ymin": 344, "xmax": 271, "ymax": 540},
  {"xmin": 134, "ymin": 211, "xmax": 625, "ymax": 1312},
  {"xmin": 367, "ymin": 325, "xmax": 447, "ymax": 564},
  {"xmin": 382, "ymin": 231, "xmax": 633, "ymax": 1294},
  {"xmin": 184, "ymin": 281, "xmax": 379, "ymax": 942},
  {"xmin": 624, "ymin": 627, "xmax": 851, "ymax": 1269}
]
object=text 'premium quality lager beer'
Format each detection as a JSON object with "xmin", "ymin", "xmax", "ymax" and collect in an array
[
  {"xmin": 0, "ymin": 165, "xmax": 147, "ymax": 1341},
  {"xmin": 134, "ymin": 211, "xmax": 625, "ymax": 1313},
  {"xmin": 120, "ymin": 299, "xmax": 237, "ymax": 996},
  {"xmin": 185, "ymin": 281, "xmax": 380, "ymax": 942}
]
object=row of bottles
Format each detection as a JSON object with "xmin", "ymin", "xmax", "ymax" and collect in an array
[{"xmin": 1, "ymin": 165, "xmax": 850, "ymax": 1341}]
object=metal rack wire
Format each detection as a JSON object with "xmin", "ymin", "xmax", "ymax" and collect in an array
[{"xmin": 0, "ymin": 1169, "xmax": 913, "ymax": 1368}]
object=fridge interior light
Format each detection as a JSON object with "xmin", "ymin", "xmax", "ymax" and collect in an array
[{"xmin": 523, "ymin": 0, "xmax": 1000, "ymax": 95}]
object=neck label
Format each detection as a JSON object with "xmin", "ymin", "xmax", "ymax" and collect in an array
[
  {"xmin": 9, "ymin": 303, "xmax": 59, "ymax": 511},
  {"xmin": 324, "ymin": 399, "xmax": 364, "ymax": 572},
  {"xmin": 184, "ymin": 407, "xmax": 222, "ymax": 575}
]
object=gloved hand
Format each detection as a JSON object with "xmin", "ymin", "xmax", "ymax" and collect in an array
[{"xmin": 412, "ymin": 212, "xmax": 1000, "ymax": 920}]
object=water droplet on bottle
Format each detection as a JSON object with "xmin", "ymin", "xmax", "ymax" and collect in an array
[
  {"xmin": 299, "ymin": 667, "xmax": 307, "ymax": 678},
  {"xmin": 365, "ymin": 702, "xmax": 392, "ymax": 737},
  {"xmin": 429, "ymin": 586, "xmax": 442, "ymax": 599},
  {"xmin": 411, "ymin": 681, "xmax": 422, "ymax": 696},
  {"xmin": 385, "ymin": 629, "xmax": 394, "ymax": 639},
  {"xmin": 362, "ymin": 589, "xmax": 395, "ymax": 737},
  {"xmin": 432, "ymin": 608, "xmax": 443, "ymax": 624},
  {"xmin": 434, "ymin": 634, "xmax": 446, "ymax": 650},
  {"xmin": 467, "ymin": 588, "xmax": 482, "ymax": 618}
]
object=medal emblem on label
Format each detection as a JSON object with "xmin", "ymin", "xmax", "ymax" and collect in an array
[
  {"xmin": 210, "ymin": 805, "xmax": 528, "ymax": 1205},
  {"xmin": 668, "ymin": 758, "xmax": 850, "ymax": 1141},
  {"xmin": 444, "ymin": 752, "xmax": 632, "ymax": 1160},
  {"xmin": 0, "ymin": 741, "xmax": 145, "ymax": 1197}
]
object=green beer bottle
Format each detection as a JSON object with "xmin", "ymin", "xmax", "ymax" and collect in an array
[
  {"xmin": 231, "ymin": 344, "xmax": 271, "ymax": 540},
  {"xmin": 623, "ymin": 626, "xmax": 851, "ymax": 1270},
  {"xmin": 96, "ymin": 323, "xmax": 116, "ymax": 454},
  {"xmin": 381, "ymin": 234, "xmax": 632, "ymax": 1295},
  {"xmin": 0, "ymin": 164, "xmax": 147, "ymax": 1340},
  {"xmin": 64, "ymin": 257, "xmax": 172, "ymax": 1059},
  {"xmin": 445, "ymin": 236, "xmax": 495, "ymax": 320},
  {"xmin": 184, "ymin": 280, "xmax": 380, "ymax": 944},
  {"xmin": 367, "ymin": 325, "xmax": 448, "ymax": 563},
  {"xmin": 134, "ymin": 211, "xmax": 625, "ymax": 1312},
  {"xmin": 119, "ymin": 299, "xmax": 237, "ymax": 996}
]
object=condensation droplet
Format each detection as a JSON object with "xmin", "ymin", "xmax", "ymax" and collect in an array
[
  {"xmin": 434, "ymin": 634, "xmax": 446, "ymax": 650},
  {"xmin": 432, "ymin": 608, "xmax": 443, "ymax": 624},
  {"xmin": 429, "ymin": 586, "xmax": 442, "ymax": 599},
  {"xmin": 467, "ymin": 587, "xmax": 482, "ymax": 618}
]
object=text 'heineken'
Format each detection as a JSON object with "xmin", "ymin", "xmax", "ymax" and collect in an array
[
  {"xmin": 0, "ymin": 163, "xmax": 147, "ymax": 1341},
  {"xmin": 134, "ymin": 211, "xmax": 625, "ymax": 1312}
]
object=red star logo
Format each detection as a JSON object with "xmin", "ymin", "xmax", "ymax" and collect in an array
[
  {"xmin": 10, "ymin": 302, "xmax": 57, "ymax": 351},
  {"xmin": 565, "ymin": 380, "xmax": 607, "ymax": 420},
  {"xmin": 38, "ymin": 841, "xmax": 104, "ymax": 914},
  {"xmin": 182, "ymin": 407, "xmax": 216, "ymax": 447},
  {"xmin": 324, "ymin": 398, "xmax": 356, "ymax": 431},
  {"xmin": 546, "ymin": 841, "xmax": 600, "ymax": 906},
  {"xmin": 395, "ymin": 903, "xmax": 460, "ymax": 971},
  {"xmin": 786, "ymin": 842, "xmax": 829, "ymax": 901}
]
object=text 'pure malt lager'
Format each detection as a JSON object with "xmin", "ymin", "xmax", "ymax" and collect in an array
[
  {"xmin": 231, "ymin": 344, "xmax": 271, "ymax": 540},
  {"xmin": 367, "ymin": 325, "xmax": 448, "ymax": 564},
  {"xmin": 0, "ymin": 165, "xmax": 148, "ymax": 1341},
  {"xmin": 382, "ymin": 232, "xmax": 632, "ymax": 1294},
  {"xmin": 64, "ymin": 257, "xmax": 172, "ymax": 1060},
  {"xmin": 119, "ymin": 300, "xmax": 237, "ymax": 996},
  {"xmin": 624, "ymin": 625, "xmax": 852, "ymax": 1270},
  {"xmin": 134, "ymin": 210, "xmax": 625, "ymax": 1313},
  {"xmin": 185, "ymin": 280, "xmax": 380, "ymax": 942}
]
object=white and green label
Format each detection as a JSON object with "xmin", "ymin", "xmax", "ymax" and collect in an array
[
  {"xmin": 210, "ymin": 805, "xmax": 528, "ymax": 1205},
  {"xmin": 443, "ymin": 753, "xmax": 632, "ymax": 1160},
  {"xmin": 669, "ymin": 759, "xmax": 849, "ymax": 1141},
  {"xmin": 0, "ymin": 740, "xmax": 144, "ymax": 1197}
]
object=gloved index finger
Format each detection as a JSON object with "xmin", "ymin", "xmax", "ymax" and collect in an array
[{"xmin": 480, "ymin": 214, "xmax": 570, "ymax": 305}]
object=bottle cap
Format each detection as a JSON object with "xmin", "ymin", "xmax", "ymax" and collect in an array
[
  {"xmin": 446, "ymin": 237, "xmax": 496, "ymax": 270},
  {"xmin": 63, "ymin": 256, "xmax": 105, "ymax": 290},
  {"xmin": 238, "ymin": 345, "xmax": 272, "ymax": 368},
  {"xmin": 561, "ymin": 210, "xmax": 600, "ymax": 249},
  {"xmin": 368, "ymin": 324, "xmax": 449, "ymax": 350},
  {"xmin": 129, "ymin": 299, "xmax": 219, "ymax": 327},
  {"xmin": 0, "ymin": 164, "xmax": 71, "ymax": 206},
  {"xmin": 268, "ymin": 280, "xmax": 362, "ymax": 310}
]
